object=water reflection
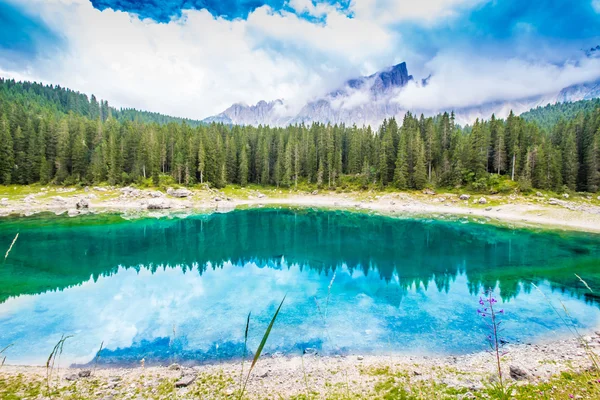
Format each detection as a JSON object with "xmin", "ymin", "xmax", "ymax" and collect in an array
[{"xmin": 0, "ymin": 209, "xmax": 599, "ymax": 366}]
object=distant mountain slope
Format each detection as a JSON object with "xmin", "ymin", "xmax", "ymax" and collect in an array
[
  {"xmin": 204, "ymin": 59, "xmax": 600, "ymax": 128},
  {"xmin": 202, "ymin": 62, "xmax": 413, "ymax": 127},
  {"xmin": 520, "ymin": 98, "xmax": 600, "ymax": 130},
  {"xmin": 0, "ymin": 78, "xmax": 204, "ymax": 126},
  {"xmin": 202, "ymin": 99, "xmax": 290, "ymax": 126}
]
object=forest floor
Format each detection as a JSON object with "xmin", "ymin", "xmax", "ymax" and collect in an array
[
  {"xmin": 1, "ymin": 184, "xmax": 600, "ymax": 232},
  {"xmin": 2, "ymin": 332, "xmax": 600, "ymax": 399}
]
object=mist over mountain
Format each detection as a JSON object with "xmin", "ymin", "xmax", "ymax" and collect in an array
[{"xmin": 204, "ymin": 59, "xmax": 600, "ymax": 128}]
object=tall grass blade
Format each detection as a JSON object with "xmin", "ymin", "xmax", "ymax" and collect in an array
[
  {"xmin": 240, "ymin": 312, "xmax": 251, "ymax": 394},
  {"xmin": 4, "ymin": 233, "xmax": 18, "ymax": 260},
  {"xmin": 249, "ymin": 295, "xmax": 285, "ymax": 372},
  {"xmin": 46, "ymin": 334, "xmax": 73, "ymax": 393},
  {"xmin": 575, "ymin": 274, "xmax": 594, "ymax": 293},
  {"xmin": 240, "ymin": 295, "xmax": 286, "ymax": 399},
  {"xmin": 0, "ymin": 344, "xmax": 14, "ymax": 368},
  {"xmin": 93, "ymin": 341, "xmax": 104, "ymax": 375}
]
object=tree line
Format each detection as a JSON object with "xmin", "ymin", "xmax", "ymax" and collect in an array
[{"xmin": 0, "ymin": 79, "xmax": 599, "ymax": 193}]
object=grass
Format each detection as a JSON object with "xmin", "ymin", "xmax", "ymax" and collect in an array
[
  {"xmin": 45, "ymin": 335, "xmax": 73, "ymax": 394},
  {"xmin": 239, "ymin": 295, "xmax": 286, "ymax": 399}
]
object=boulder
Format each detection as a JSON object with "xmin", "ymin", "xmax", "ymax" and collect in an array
[
  {"xmin": 478, "ymin": 197, "xmax": 487, "ymax": 205},
  {"xmin": 167, "ymin": 188, "xmax": 192, "ymax": 198},
  {"xmin": 149, "ymin": 191, "xmax": 164, "ymax": 198},
  {"xmin": 509, "ymin": 365, "xmax": 529, "ymax": 381},
  {"xmin": 78, "ymin": 370, "xmax": 91, "ymax": 378},
  {"xmin": 257, "ymin": 193, "xmax": 266, "ymax": 199},
  {"xmin": 536, "ymin": 192, "xmax": 544, "ymax": 197},
  {"xmin": 422, "ymin": 189, "xmax": 436, "ymax": 195},
  {"xmin": 175, "ymin": 374, "xmax": 197, "ymax": 388},
  {"xmin": 120, "ymin": 187, "xmax": 141, "ymax": 197},
  {"xmin": 147, "ymin": 198, "xmax": 171, "ymax": 210},
  {"xmin": 311, "ymin": 190, "xmax": 319, "ymax": 195},
  {"xmin": 459, "ymin": 194, "xmax": 470, "ymax": 200},
  {"xmin": 562, "ymin": 193, "xmax": 569, "ymax": 199},
  {"xmin": 93, "ymin": 186, "xmax": 107, "ymax": 192},
  {"xmin": 52, "ymin": 196, "xmax": 67, "ymax": 204},
  {"xmin": 76, "ymin": 199, "xmax": 89, "ymax": 209},
  {"xmin": 65, "ymin": 374, "xmax": 79, "ymax": 381},
  {"xmin": 168, "ymin": 363, "xmax": 181, "ymax": 371}
]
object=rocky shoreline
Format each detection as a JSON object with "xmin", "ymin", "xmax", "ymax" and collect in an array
[
  {"xmin": 2, "ymin": 331, "xmax": 599, "ymax": 399},
  {"xmin": 1, "ymin": 185, "xmax": 600, "ymax": 233}
]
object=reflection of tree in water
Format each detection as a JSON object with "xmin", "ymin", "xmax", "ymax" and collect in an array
[{"xmin": 1, "ymin": 208, "xmax": 599, "ymax": 304}]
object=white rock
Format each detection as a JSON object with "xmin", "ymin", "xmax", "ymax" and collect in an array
[
  {"xmin": 459, "ymin": 194, "xmax": 470, "ymax": 200},
  {"xmin": 167, "ymin": 188, "xmax": 192, "ymax": 198},
  {"xmin": 147, "ymin": 198, "xmax": 171, "ymax": 210},
  {"xmin": 76, "ymin": 198, "xmax": 90, "ymax": 209},
  {"xmin": 478, "ymin": 197, "xmax": 487, "ymax": 205},
  {"xmin": 562, "ymin": 193, "xmax": 569, "ymax": 199},
  {"xmin": 51, "ymin": 196, "xmax": 67, "ymax": 204}
]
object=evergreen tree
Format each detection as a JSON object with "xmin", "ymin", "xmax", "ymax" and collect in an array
[{"xmin": 0, "ymin": 116, "xmax": 13, "ymax": 184}]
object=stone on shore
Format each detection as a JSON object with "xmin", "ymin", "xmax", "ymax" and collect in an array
[
  {"xmin": 78, "ymin": 370, "xmax": 92, "ymax": 378},
  {"xmin": 76, "ymin": 198, "xmax": 89, "ymax": 209},
  {"xmin": 459, "ymin": 194, "xmax": 470, "ymax": 200},
  {"xmin": 509, "ymin": 365, "xmax": 529, "ymax": 381},
  {"xmin": 147, "ymin": 198, "xmax": 171, "ymax": 210},
  {"xmin": 167, "ymin": 188, "xmax": 192, "ymax": 198},
  {"xmin": 175, "ymin": 374, "xmax": 197, "ymax": 388},
  {"xmin": 478, "ymin": 197, "xmax": 487, "ymax": 205}
]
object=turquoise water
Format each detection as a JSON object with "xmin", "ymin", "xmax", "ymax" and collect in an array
[{"xmin": 1, "ymin": 208, "xmax": 600, "ymax": 367}]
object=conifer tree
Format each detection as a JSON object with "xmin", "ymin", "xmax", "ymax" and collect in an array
[{"xmin": 0, "ymin": 116, "xmax": 13, "ymax": 184}]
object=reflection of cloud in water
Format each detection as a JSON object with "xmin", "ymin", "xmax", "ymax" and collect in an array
[
  {"xmin": 2, "ymin": 261, "xmax": 600, "ymax": 366},
  {"xmin": 1, "ymin": 209, "xmax": 600, "ymax": 366}
]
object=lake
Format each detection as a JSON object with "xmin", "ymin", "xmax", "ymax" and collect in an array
[{"xmin": 1, "ymin": 208, "xmax": 599, "ymax": 367}]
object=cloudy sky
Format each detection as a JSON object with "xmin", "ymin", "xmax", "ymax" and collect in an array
[{"xmin": 1, "ymin": 0, "xmax": 599, "ymax": 119}]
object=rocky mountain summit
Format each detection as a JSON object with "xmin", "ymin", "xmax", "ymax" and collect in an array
[{"xmin": 203, "ymin": 59, "xmax": 600, "ymax": 128}]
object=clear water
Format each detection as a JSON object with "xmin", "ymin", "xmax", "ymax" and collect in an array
[{"xmin": 1, "ymin": 208, "xmax": 600, "ymax": 367}]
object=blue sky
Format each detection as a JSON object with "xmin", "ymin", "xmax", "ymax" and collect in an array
[{"xmin": 0, "ymin": 0, "xmax": 599, "ymax": 118}]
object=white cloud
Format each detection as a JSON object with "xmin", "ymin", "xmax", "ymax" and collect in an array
[
  {"xmin": 1, "ymin": 0, "xmax": 400, "ymax": 120},
  {"xmin": 350, "ymin": 0, "xmax": 486, "ymax": 23},
  {"xmin": 393, "ymin": 52, "xmax": 600, "ymax": 111},
  {"xmin": 1, "ymin": 0, "xmax": 597, "ymax": 123}
]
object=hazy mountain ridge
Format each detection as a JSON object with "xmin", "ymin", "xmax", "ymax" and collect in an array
[{"xmin": 203, "ymin": 60, "xmax": 600, "ymax": 128}]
